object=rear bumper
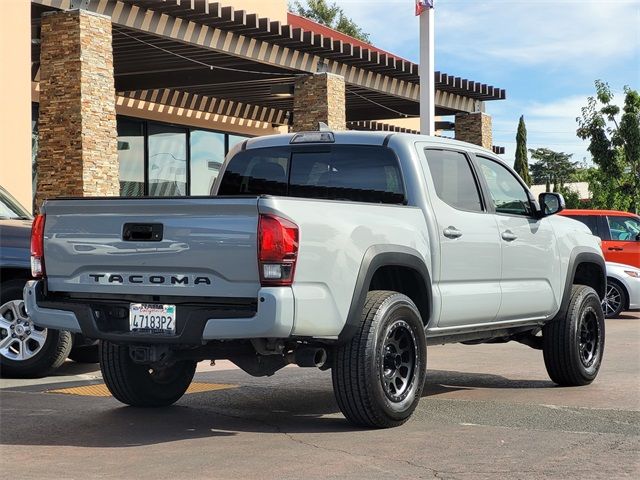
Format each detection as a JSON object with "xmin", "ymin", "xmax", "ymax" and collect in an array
[{"xmin": 24, "ymin": 280, "xmax": 294, "ymax": 344}]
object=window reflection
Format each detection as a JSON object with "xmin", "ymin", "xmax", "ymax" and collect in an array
[
  {"xmin": 148, "ymin": 123, "xmax": 187, "ymax": 196},
  {"xmin": 117, "ymin": 119, "xmax": 145, "ymax": 197},
  {"xmin": 190, "ymin": 129, "xmax": 225, "ymax": 195}
]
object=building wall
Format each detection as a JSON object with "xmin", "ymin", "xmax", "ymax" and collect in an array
[
  {"xmin": 1, "ymin": 0, "xmax": 32, "ymax": 211},
  {"xmin": 226, "ymin": 0, "xmax": 287, "ymax": 23}
]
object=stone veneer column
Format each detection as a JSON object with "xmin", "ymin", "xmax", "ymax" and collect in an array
[
  {"xmin": 454, "ymin": 112, "xmax": 492, "ymax": 150},
  {"xmin": 36, "ymin": 9, "xmax": 119, "ymax": 210},
  {"xmin": 292, "ymin": 73, "xmax": 346, "ymax": 132}
]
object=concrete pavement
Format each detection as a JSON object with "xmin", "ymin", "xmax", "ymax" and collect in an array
[{"xmin": 1, "ymin": 313, "xmax": 639, "ymax": 479}]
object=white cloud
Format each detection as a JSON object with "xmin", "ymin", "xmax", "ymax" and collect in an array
[
  {"xmin": 333, "ymin": 0, "xmax": 638, "ymax": 164},
  {"xmin": 488, "ymin": 90, "xmax": 627, "ymax": 165},
  {"xmin": 338, "ymin": 0, "xmax": 640, "ymax": 74}
]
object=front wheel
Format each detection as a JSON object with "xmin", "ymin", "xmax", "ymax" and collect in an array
[
  {"xmin": 332, "ymin": 291, "xmax": 427, "ymax": 428},
  {"xmin": 100, "ymin": 341, "xmax": 196, "ymax": 407},
  {"xmin": 543, "ymin": 285, "xmax": 605, "ymax": 386}
]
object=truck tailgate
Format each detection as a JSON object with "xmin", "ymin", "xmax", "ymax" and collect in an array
[{"xmin": 41, "ymin": 197, "xmax": 260, "ymax": 298}]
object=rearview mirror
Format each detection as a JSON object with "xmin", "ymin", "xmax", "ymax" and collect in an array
[{"xmin": 538, "ymin": 192, "xmax": 565, "ymax": 217}]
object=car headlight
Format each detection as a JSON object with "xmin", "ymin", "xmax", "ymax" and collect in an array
[{"xmin": 624, "ymin": 270, "xmax": 640, "ymax": 278}]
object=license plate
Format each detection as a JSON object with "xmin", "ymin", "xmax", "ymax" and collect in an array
[{"xmin": 129, "ymin": 303, "xmax": 176, "ymax": 334}]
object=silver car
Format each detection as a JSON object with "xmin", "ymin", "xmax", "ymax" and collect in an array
[{"xmin": 604, "ymin": 262, "xmax": 640, "ymax": 318}]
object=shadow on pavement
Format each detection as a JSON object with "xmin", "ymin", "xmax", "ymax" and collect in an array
[
  {"xmin": 424, "ymin": 369, "xmax": 555, "ymax": 395},
  {"xmin": 1, "ymin": 367, "xmax": 562, "ymax": 448},
  {"xmin": 51, "ymin": 361, "xmax": 100, "ymax": 376}
]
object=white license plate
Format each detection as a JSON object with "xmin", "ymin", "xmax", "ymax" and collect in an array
[{"xmin": 129, "ymin": 303, "xmax": 176, "ymax": 334}]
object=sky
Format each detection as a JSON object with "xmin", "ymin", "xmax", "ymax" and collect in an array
[{"xmin": 336, "ymin": 0, "xmax": 640, "ymax": 167}]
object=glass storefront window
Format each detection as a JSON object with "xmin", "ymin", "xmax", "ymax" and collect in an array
[
  {"xmin": 32, "ymin": 103, "xmax": 39, "ymax": 208},
  {"xmin": 190, "ymin": 129, "xmax": 225, "ymax": 195},
  {"xmin": 148, "ymin": 123, "xmax": 187, "ymax": 196},
  {"xmin": 117, "ymin": 119, "xmax": 145, "ymax": 197}
]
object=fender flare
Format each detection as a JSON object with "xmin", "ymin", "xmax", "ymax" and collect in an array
[
  {"xmin": 338, "ymin": 245, "xmax": 432, "ymax": 343},
  {"xmin": 555, "ymin": 250, "xmax": 606, "ymax": 321}
]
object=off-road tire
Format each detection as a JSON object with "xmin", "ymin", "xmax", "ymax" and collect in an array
[
  {"xmin": 332, "ymin": 290, "xmax": 427, "ymax": 428},
  {"xmin": 543, "ymin": 285, "xmax": 605, "ymax": 386},
  {"xmin": 69, "ymin": 344, "xmax": 99, "ymax": 364},
  {"xmin": 0, "ymin": 279, "xmax": 72, "ymax": 378},
  {"xmin": 100, "ymin": 340, "xmax": 196, "ymax": 407}
]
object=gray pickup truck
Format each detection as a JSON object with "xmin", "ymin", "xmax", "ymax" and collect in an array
[{"xmin": 25, "ymin": 131, "xmax": 606, "ymax": 428}]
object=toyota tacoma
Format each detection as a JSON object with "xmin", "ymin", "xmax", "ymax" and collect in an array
[{"xmin": 25, "ymin": 131, "xmax": 606, "ymax": 428}]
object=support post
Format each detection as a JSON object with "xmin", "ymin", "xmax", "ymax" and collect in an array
[
  {"xmin": 36, "ymin": 9, "xmax": 119, "ymax": 210},
  {"xmin": 292, "ymin": 73, "xmax": 346, "ymax": 132},
  {"xmin": 419, "ymin": 3, "xmax": 435, "ymax": 135}
]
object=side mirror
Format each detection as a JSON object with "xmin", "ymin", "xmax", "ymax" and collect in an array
[{"xmin": 538, "ymin": 192, "xmax": 565, "ymax": 217}]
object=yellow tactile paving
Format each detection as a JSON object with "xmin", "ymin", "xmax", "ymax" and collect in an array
[{"xmin": 47, "ymin": 382, "xmax": 237, "ymax": 397}]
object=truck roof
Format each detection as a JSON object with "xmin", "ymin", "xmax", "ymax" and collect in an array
[{"xmin": 243, "ymin": 131, "xmax": 496, "ymax": 156}]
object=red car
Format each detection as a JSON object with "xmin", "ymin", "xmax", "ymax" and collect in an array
[{"xmin": 559, "ymin": 209, "xmax": 640, "ymax": 268}]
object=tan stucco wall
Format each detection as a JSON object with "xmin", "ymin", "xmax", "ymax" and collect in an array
[
  {"xmin": 222, "ymin": 0, "xmax": 287, "ymax": 23},
  {"xmin": 0, "ymin": 0, "xmax": 32, "ymax": 211}
]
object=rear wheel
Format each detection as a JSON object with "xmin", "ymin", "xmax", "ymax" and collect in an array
[
  {"xmin": 100, "ymin": 341, "xmax": 196, "ymax": 407},
  {"xmin": 0, "ymin": 279, "xmax": 72, "ymax": 378},
  {"xmin": 332, "ymin": 291, "xmax": 427, "ymax": 428},
  {"xmin": 602, "ymin": 279, "xmax": 627, "ymax": 318},
  {"xmin": 543, "ymin": 285, "xmax": 605, "ymax": 386}
]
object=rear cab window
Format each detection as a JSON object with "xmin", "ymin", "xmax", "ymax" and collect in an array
[{"xmin": 217, "ymin": 145, "xmax": 405, "ymax": 204}]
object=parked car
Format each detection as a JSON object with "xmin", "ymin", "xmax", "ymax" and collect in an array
[
  {"xmin": 25, "ymin": 132, "xmax": 606, "ymax": 428},
  {"xmin": 0, "ymin": 186, "xmax": 97, "ymax": 377},
  {"xmin": 603, "ymin": 261, "xmax": 640, "ymax": 318},
  {"xmin": 559, "ymin": 209, "xmax": 640, "ymax": 268}
]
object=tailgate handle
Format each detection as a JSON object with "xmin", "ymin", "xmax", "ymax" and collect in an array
[{"xmin": 123, "ymin": 223, "xmax": 163, "ymax": 242}]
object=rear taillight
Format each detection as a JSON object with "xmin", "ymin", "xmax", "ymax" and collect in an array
[
  {"xmin": 30, "ymin": 214, "xmax": 46, "ymax": 278},
  {"xmin": 258, "ymin": 214, "xmax": 298, "ymax": 286}
]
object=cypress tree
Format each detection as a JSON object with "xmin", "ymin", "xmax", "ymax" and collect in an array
[{"xmin": 514, "ymin": 115, "xmax": 532, "ymax": 186}]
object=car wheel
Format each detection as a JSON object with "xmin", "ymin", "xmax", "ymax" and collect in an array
[
  {"xmin": 100, "ymin": 340, "xmax": 196, "ymax": 407},
  {"xmin": 602, "ymin": 279, "xmax": 627, "ymax": 319},
  {"xmin": 332, "ymin": 290, "xmax": 427, "ymax": 428},
  {"xmin": 0, "ymin": 279, "xmax": 73, "ymax": 378},
  {"xmin": 543, "ymin": 285, "xmax": 605, "ymax": 386}
]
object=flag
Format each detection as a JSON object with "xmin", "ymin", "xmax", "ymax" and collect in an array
[{"xmin": 415, "ymin": 0, "xmax": 434, "ymax": 16}]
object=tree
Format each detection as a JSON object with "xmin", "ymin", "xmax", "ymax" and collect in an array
[
  {"xmin": 577, "ymin": 81, "xmax": 640, "ymax": 213},
  {"xmin": 513, "ymin": 115, "xmax": 532, "ymax": 186},
  {"xmin": 291, "ymin": 0, "xmax": 371, "ymax": 43},
  {"xmin": 529, "ymin": 148, "xmax": 578, "ymax": 192}
]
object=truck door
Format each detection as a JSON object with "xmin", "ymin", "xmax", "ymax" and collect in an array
[
  {"xmin": 474, "ymin": 155, "xmax": 560, "ymax": 321},
  {"xmin": 421, "ymin": 148, "xmax": 502, "ymax": 327}
]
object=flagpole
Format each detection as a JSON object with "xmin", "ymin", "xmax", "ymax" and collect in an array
[{"xmin": 419, "ymin": 2, "xmax": 435, "ymax": 135}]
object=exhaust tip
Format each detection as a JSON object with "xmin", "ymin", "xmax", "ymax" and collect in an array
[{"xmin": 290, "ymin": 347, "xmax": 327, "ymax": 368}]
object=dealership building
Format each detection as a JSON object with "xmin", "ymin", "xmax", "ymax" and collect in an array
[{"xmin": 1, "ymin": 0, "xmax": 506, "ymax": 211}]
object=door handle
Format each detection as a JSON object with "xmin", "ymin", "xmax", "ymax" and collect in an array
[
  {"xmin": 501, "ymin": 230, "xmax": 518, "ymax": 242},
  {"xmin": 607, "ymin": 247, "xmax": 623, "ymax": 251},
  {"xmin": 443, "ymin": 227, "xmax": 462, "ymax": 239}
]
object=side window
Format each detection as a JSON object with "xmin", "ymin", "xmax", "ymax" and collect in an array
[
  {"xmin": 476, "ymin": 156, "xmax": 533, "ymax": 216},
  {"xmin": 566, "ymin": 215, "xmax": 599, "ymax": 236},
  {"xmin": 607, "ymin": 216, "xmax": 640, "ymax": 241},
  {"xmin": 424, "ymin": 149, "xmax": 483, "ymax": 212}
]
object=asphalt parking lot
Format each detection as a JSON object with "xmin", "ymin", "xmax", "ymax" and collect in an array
[{"xmin": 1, "ymin": 312, "xmax": 639, "ymax": 480}]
